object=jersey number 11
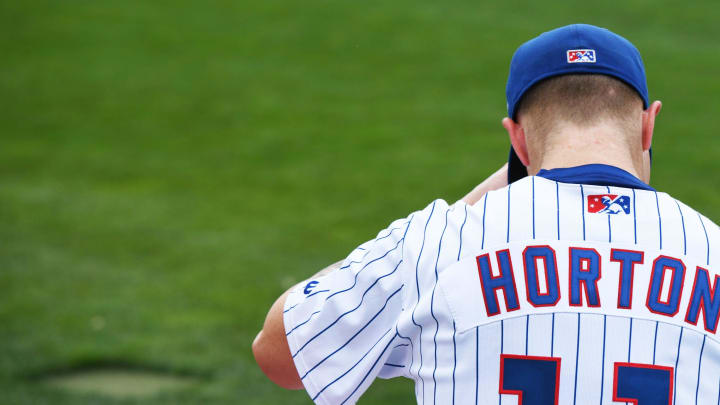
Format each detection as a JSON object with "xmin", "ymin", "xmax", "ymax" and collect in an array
[{"xmin": 499, "ymin": 354, "xmax": 673, "ymax": 405}]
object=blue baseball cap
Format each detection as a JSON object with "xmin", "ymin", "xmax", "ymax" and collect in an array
[{"xmin": 506, "ymin": 24, "xmax": 650, "ymax": 183}]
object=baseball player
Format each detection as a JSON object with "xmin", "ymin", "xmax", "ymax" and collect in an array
[{"xmin": 253, "ymin": 24, "xmax": 720, "ymax": 404}]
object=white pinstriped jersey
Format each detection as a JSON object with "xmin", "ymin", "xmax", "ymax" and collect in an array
[{"xmin": 283, "ymin": 165, "xmax": 720, "ymax": 404}]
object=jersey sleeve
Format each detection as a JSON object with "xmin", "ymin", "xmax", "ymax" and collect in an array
[{"xmin": 282, "ymin": 215, "xmax": 412, "ymax": 404}]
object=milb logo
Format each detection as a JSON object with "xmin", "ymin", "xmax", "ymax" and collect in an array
[
  {"xmin": 567, "ymin": 49, "xmax": 596, "ymax": 63},
  {"xmin": 587, "ymin": 194, "xmax": 630, "ymax": 214}
]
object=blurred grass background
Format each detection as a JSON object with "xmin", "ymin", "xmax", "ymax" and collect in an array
[{"xmin": 1, "ymin": 0, "xmax": 719, "ymax": 403}]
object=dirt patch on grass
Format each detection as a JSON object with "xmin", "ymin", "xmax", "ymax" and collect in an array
[{"xmin": 38, "ymin": 365, "xmax": 200, "ymax": 398}]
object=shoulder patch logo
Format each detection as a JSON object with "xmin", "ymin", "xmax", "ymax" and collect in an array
[
  {"xmin": 587, "ymin": 194, "xmax": 630, "ymax": 214},
  {"xmin": 303, "ymin": 280, "xmax": 319, "ymax": 294},
  {"xmin": 567, "ymin": 49, "xmax": 596, "ymax": 63}
]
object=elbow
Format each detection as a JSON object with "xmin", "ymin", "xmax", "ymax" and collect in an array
[{"xmin": 252, "ymin": 331, "xmax": 304, "ymax": 390}]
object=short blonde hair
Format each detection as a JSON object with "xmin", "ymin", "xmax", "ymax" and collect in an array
[{"xmin": 516, "ymin": 74, "xmax": 643, "ymax": 136}]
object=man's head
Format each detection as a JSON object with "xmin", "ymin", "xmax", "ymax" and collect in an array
[
  {"xmin": 516, "ymin": 74, "xmax": 643, "ymax": 141},
  {"xmin": 503, "ymin": 24, "xmax": 661, "ymax": 183}
]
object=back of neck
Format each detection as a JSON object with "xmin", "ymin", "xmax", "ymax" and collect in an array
[{"xmin": 529, "ymin": 125, "xmax": 642, "ymax": 179}]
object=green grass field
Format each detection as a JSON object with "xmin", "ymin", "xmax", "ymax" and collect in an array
[{"xmin": 2, "ymin": 0, "xmax": 720, "ymax": 403}]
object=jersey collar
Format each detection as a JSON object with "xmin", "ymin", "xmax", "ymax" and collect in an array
[{"xmin": 535, "ymin": 164, "xmax": 655, "ymax": 191}]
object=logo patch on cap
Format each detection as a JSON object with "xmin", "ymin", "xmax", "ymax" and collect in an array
[{"xmin": 567, "ymin": 49, "xmax": 596, "ymax": 63}]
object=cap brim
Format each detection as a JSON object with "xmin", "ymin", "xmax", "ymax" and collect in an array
[{"xmin": 508, "ymin": 146, "xmax": 528, "ymax": 183}]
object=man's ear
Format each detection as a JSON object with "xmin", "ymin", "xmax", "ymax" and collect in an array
[
  {"xmin": 502, "ymin": 117, "xmax": 530, "ymax": 166},
  {"xmin": 641, "ymin": 100, "xmax": 662, "ymax": 151}
]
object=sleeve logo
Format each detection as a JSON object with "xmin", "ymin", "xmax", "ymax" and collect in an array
[
  {"xmin": 303, "ymin": 280, "xmax": 319, "ymax": 294},
  {"xmin": 567, "ymin": 49, "xmax": 596, "ymax": 63},
  {"xmin": 587, "ymin": 194, "xmax": 631, "ymax": 214}
]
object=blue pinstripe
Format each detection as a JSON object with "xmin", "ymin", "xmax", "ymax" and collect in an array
[
  {"xmin": 298, "ymin": 286, "xmax": 404, "ymax": 376},
  {"xmin": 628, "ymin": 318, "xmax": 633, "ymax": 361},
  {"xmin": 655, "ymin": 192, "xmax": 663, "ymax": 249},
  {"xmin": 325, "ymin": 237, "xmax": 405, "ymax": 303},
  {"xmin": 475, "ymin": 327, "xmax": 479, "ymax": 405},
  {"xmin": 451, "ymin": 321, "xmax": 457, "ymax": 405},
  {"xmin": 305, "ymin": 289, "xmax": 329, "ymax": 298},
  {"xmin": 458, "ymin": 204, "xmax": 467, "ymax": 260},
  {"xmin": 532, "ymin": 176, "xmax": 536, "ymax": 239},
  {"xmin": 676, "ymin": 201, "xmax": 687, "ymax": 255},
  {"xmin": 498, "ymin": 320, "xmax": 504, "ymax": 405},
  {"xmin": 312, "ymin": 328, "xmax": 392, "ymax": 401},
  {"xmin": 430, "ymin": 208, "xmax": 451, "ymax": 404},
  {"xmin": 452, "ymin": 205, "xmax": 466, "ymax": 405},
  {"xmin": 606, "ymin": 186, "xmax": 612, "ymax": 242},
  {"xmin": 290, "ymin": 258, "xmax": 403, "ymax": 338},
  {"xmin": 411, "ymin": 201, "xmax": 437, "ymax": 405},
  {"xmin": 507, "ymin": 184, "xmax": 512, "ymax": 243},
  {"xmin": 501, "ymin": 319, "xmax": 504, "ymax": 353},
  {"xmin": 340, "ymin": 332, "xmax": 398, "ymax": 404},
  {"xmin": 292, "ymin": 259, "xmax": 404, "ymax": 359},
  {"xmin": 551, "ymin": 313, "xmax": 555, "ymax": 357},
  {"xmin": 580, "ymin": 185, "xmax": 586, "ymax": 240},
  {"xmin": 286, "ymin": 310, "xmax": 321, "ymax": 336},
  {"xmin": 338, "ymin": 252, "xmax": 372, "ymax": 271},
  {"xmin": 573, "ymin": 313, "xmax": 580, "ymax": 405},
  {"xmin": 632, "ymin": 189, "xmax": 637, "ymax": 244},
  {"xmin": 285, "ymin": 228, "xmax": 407, "ymax": 315},
  {"xmin": 396, "ymin": 327, "xmax": 414, "ymax": 381},
  {"xmin": 696, "ymin": 335, "xmax": 706, "ymax": 405},
  {"xmin": 283, "ymin": 303, "xmax": 299, "ymax": 313},
  {"xmin": 556, "ymin": 181, "xmax": 561, "ymax": 240},
  {"xmin": 337, "ymin": 223, "xmax": 407, "ymax": 271},
  {"xmin": 525, "ymin": 315, "xmax": 529, "ymax": 355},
  {"xmin": 698, "ymin": 213, "xmax": 710, "ymax": 265},
  {"xmin": 653, "ymin": 321, "xmax": 658, "ymax": 364},
  {"xmin": 674, "ymin": 327, "xmax": 684, "ymax": 405},
  {"xmin": 599, "ymin": 315, "xmax": 607, "ymax": 405},
  {"xmin": 481, "ymin": 194, "xmax": 488, "ymax": 249}
]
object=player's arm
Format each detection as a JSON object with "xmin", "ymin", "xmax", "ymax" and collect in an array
[
  {"xmin": 251, "ymin": 261, "xmax": 342, "ymax": 390},
  {"xmin": 254, "ymin": 162, "xmax": 507, "ymax": 389},
  {"xmin": 460, "ymin": 163, "xmax": 508, "ymax": 205}
]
